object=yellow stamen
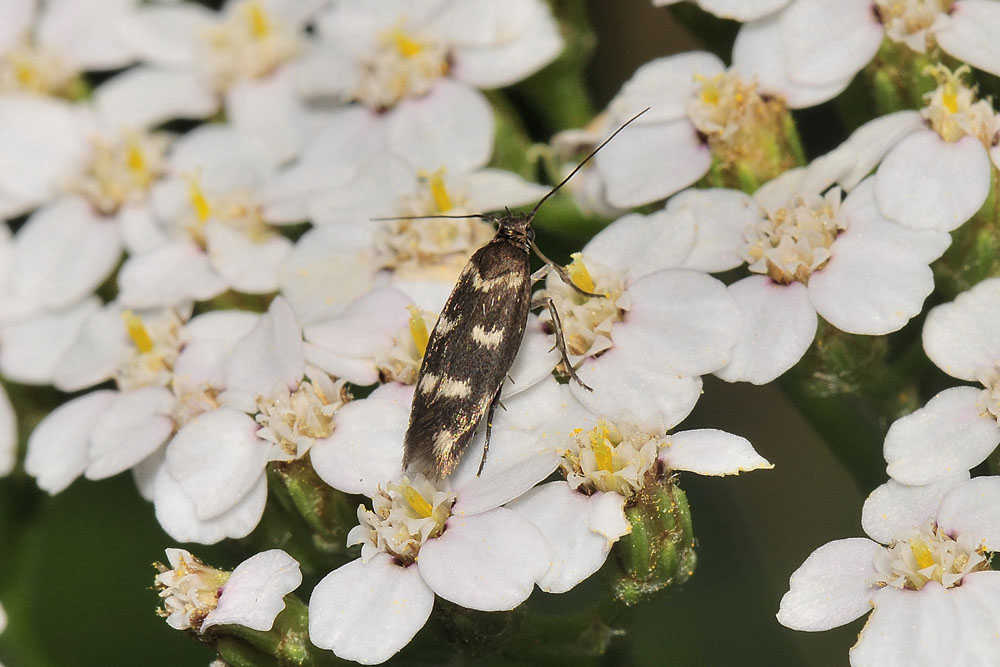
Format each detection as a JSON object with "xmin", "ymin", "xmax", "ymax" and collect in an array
[
  {"xmin": 909, "ymin": 538, "xmax": 935, "ymax": 570},
  {"xmin": 125, "ymin": 136, "xmax": 151, "ymax": 187},
  {"xmin": 392, "ymin": 29, "xmax": 423, "ymax": 58},
  {"xmin": 403, "ymin": 485, "xmax": 433, "ymax": 518},
  {"xmin": 589, "ymin": 422, "xmax": 614, "ymax": 472},
  {"xmin": 122, "ymin": 310, "xmax": 154, "ymax": 354},
  {"xmin": 408, "ymin": 305, "xmax": 429, "ymax": 357},
  {"xmin": 428, "ymin": 169, "xmax": 452, "ymax": 213},
  {"xmin": 186, "ymin": 175, "xmax": 212, "ymax": 223},
  {"xmin": 244, "ymin": 1, "xmax": 271, "ymax": 38},
  {"xmin": 567, "ymin": 253, "xmax": 596, "ymax": 294}
]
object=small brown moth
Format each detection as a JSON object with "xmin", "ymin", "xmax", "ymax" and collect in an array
[{"xmin": 397, "ymin": 109, "xmax": 649, "ymax": 478}]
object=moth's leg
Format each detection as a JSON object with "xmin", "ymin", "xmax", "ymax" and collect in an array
[
  {"xmin": 531, "ymin": 295, "xmax": 592, "ymax": 392},
  {"xmin": 530, "ymin": 243, "xmax": 605, "ymax": 299},
  {"xmin": 477, "ymin": 386, "xmax": 504, "ymax": 476}
]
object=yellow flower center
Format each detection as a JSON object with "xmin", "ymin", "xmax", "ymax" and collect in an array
[{"xmin": 408, "ymin": 304, "xmax": 430, "ymax": 358}]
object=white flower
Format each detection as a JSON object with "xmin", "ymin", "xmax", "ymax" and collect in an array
[
  {"xmin": 156, "ymin": 548, "xmax": 301, "ymax": 633},
  {"xmin": 652, "ymin": 0, "xmax": 790, "ymax": 21},
  {"xmin": 884, "ymin": 277, "xmax": 1000, "ymax": 485},
  {"xmin": 875, "ymin": 64, "xmax": 1000, "ymax": 232},
  {"xmin": 508, "ymin": 418, "xmax": 770, "ymax": 594},
  {"xmin": 274, "ymin": 158, "xmax": 547, "ymax": 322},
  {"xmin": 533, "ymin": 204, "xmax": 741, "ymax": 429},
  {"xmin": 682, "ymin": 174, "xmax": 949, "ymax": 384},
  {"xmin": 777, "ymin": 475, "xmax": 1000, "ymax": 665},
  {"xmin": 735, "ymin": 0, "xmax": 1000, "ymax": 106}
]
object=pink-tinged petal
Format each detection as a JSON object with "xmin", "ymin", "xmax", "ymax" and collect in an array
[
  {"xmin": 573, "ymin": 348, "xmax": 703, "ymax": 432},
  {"xmin": 450, "ymin": 0, "xmax": 562, "ymax": 89},
  {"xmin": 937, "ymin": 476, "xmax": 1000, "ymax": 550},
  {"xmin": 205, "ymin": 222, "xmax": 292, "ymax": 294},
  {"xmin": 311, "ymin": 383, "xmax": 410, "ymax": 496},
  {"xmin": 0, "ymin": 297, "xmax": 101, "ymax": 385},
  {"xmin": 596, "ymin": 120, "xmax": 710, "ymax": 208},
  {"xmin": 226, "ymin": 70, "xmax": 307, "ymax": 166},
  {"xmin": 309, "ymin": 554, "xmax": 434, "ymax": 665},
  {"xmin": 876, "ymin": 132, "xmax": 990, "ymax": 231},
  {"xmin": 884, "ymin": 386, "xmax": 999, "ymax": 485},
  {"xmin": 850, "ymin": 584, "xmax": 959, "ymax": 666},
  {"xmin": 202, "ymin": 550, "xmax": 302, "ymax": 632},
  {"xmin": 610, "ymin": 52, "xmax": 725, "ymax": 124},
  {"xmin": 387, "ymin": 81, "xmax": 493, "ymax": 172},
  {"xmin": 4, "ymin": 197, "xmax": 120, "ymax": 316},
  {"xmin": 277, "ymin": 224, "xmax": 379, "ymax": 325},
  {"xmin": 223, "ymin": 297, "xmax": 303, "ymax": 409},
  {"xmin": 614, "ymin": 270, "xmax": 740, "ymax": 376},
  {"xmin": 113, "ymin": 3, "xmax": 213, "ymax": 67},
  {"xmin": 459, "ymin": 169, "xmax": 549, "ymax": 213},
  {"xmin": 0, "ymin": 384, "xmax": 15, "ymax": 476},
  {"xmin": 732, "ymin": 16, "xmax": 853, "ymax": 108},
  {"xmin": 0, "ymin": 95, "xmax": 89, "ymax": 209},
  {"xmin": 582, "ymin": 211, "xmax": 695, "ymax": 279},
  {"xmin": 923, "ymin": 277, "xmax": 1000, "ymax": 381},
  {"xmin": 936, "ymin": 1, "xmax": 1000, "ymax": 78},
  {"xmin": 776, "ymin": 537, "xmax": 880, "ymax": 631},
  {"xmin": 670, "ymin": 188, "xmax": 760, "ymax": 272},
  {"xmin": 25, "ymin": 391, "xmax": 116, "ymax": 494},
  {"xmin": 861, "ymin": 475, "xmax": 970, "ymax": 544},
  {"xmin": 52, "ymin": 303, "xmax": 130, "ymax": 392},
  {"xmin": 714, "ymin": 276, "xmax": 816, "ymax": 385},
  {"xmin": 38, "ymin": 0, "xmax": 138, "ymax": 70},
  {"xmin": 94, "ymin": 66, "xmax": 218, "ymax": 130},
  {"xmin": 419, "ymin": 507, "xmax": 550, "ymax": 611},
  {"xmin": 662, "ymin": 429, "xmax": 772, "ymax": 476},
  {"xmin": 85, "ymin": 386, "xmax": 175, "ymax": 480},
  {"xmin": 118, "ymin": 240, "xmax": 226, "ymax": 308},
  {"xmin": 0, "ymin": 0, "xmax": 34, "ymax": 55},
  {"xmin": 451, "ymin": 382, "xmax": 581, "ymax": 515},
  {"xmin": 153, "ymin": 464, "xmax": 268, "ymax": 544},
  {"xmin": 507, "ymin": 482, "xmax": 629, "ymax": 594},
  {"xmin": 165, "ymin": 408, "xmax": 269, "ymax": 520},
  {"xmin": 505, "ymin": 315, "xmax": 558, "ymax": 396},
  {"xmin": 780, "ymin": 0, "xmax": 882, "ymax": 87}
]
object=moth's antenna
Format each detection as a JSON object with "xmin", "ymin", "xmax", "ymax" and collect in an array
[
  {"xmin": 529, "ymin": 107, "xmax": 650, "ymax": 218},
  {"xmin": 371, "ymin": 213, "xmax": 490, "ymax": 221}
]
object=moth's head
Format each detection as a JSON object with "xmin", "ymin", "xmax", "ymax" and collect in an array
[{"xmin": 495, "ymin": 212, "xmax": 534, "ymax": 247}]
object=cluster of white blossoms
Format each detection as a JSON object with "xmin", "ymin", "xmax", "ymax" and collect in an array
[{"xmin": 5, "ymin": 0, "xmax": 1000, "ymax": 665}]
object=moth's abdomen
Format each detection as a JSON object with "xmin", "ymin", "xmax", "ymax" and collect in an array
[{"xmin": 403, "ymin": 240, "xmax": 531, "ymax": 478}]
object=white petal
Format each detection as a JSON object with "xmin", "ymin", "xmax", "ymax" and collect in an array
[
  {"xmin": 226, "ymin": 70, "xmax": 307, "ymax": 166},
  {"xmin": 937, "ymin": 476, "xmax": 1000, "ymax": 550},
  {"xmin": 459, "ymin": 169, "xmax": 549, "ymax": 213},
  {"xmin": 153, "ymin": 464, "xmax": 268, "ymax": 544},
  {"xmin": 387, "ymin": 80, "xmax": 493, "ymax": 172},
  {"xmin": 310, "ymin": 383, "xmax": 410, "ymax": 496},
  {"xmin": 779, "ymin": 0, "xmax": 882, "ymax": 87},
  {"xmin": 52, "ymin": 303, "xmax": 130, "ymax": 392},
  {"xmin": 175, "ymin": 311, "xmax": 261, "ymax": 388},
  {"xmin": 662, "ymin": 428, "xmax": 772, "ymax": 475},
  {"xmin": 85, "ymin": 386, "xmax": 175, "ymax": 479},
  {"xmin": 0, "ymin": 0, "xmax": 33, "ymax": 55},
  {"xmin": 506, "ymin": 482, "xmax": 628, "ymax": 594},
  {"xmin": 595, "ymin": 120, "xmax": 710, "ymax": 208},
  {"xmin": 776, "ymin": 537, "xmax": 880, "ymax": 631},
  {"xmin": 884, "ymin": 386, "xmax": 999, "ymax": 485},
  {"xmin": 223, "ymin": 297, "xmax": 303, "ymax": 410},
  {"xmin": 26, "ymin": 391, "xmax": 116, "ymax": 494},
  {"xmin": 613, "ymin": 270, "xmax": 740, "ymax": 376},
  {"xmin": 0, "ymin": 297, "xmax": 100, "ymax": 384},
  {"xmin": 117, "ymin": 240, "xmax": 227, "ymax": 308},
  {"xmin": 817, "ymin": 111, "xmax": 926, "ymax": 192},
  {"xmin": 0, "ymin": 384, "xmax": 15, "ymax": 476},
  {"xmin": 687, "ymin": 0, "xmax": 789, "ymax": 21},
  {"xmin": 876, "ymin": 132, "xmax": 991, "ymax": 232},
  {"xmin": 38, "ymin": 0, "xmax": 138, "ymax": 70},
  {"xmin": 923, "ymin": 277, "xmax": 1000, "ymax": 381},
  {"xmin": 714, "ymin": 276, "xmax": 816, "ymax": 384},
  {"xmin": 205, "ymin": 222, "xmax": 292, "ymax": 295},
  {"xmin": 419, "ymin": 507, "xmax": 550, "ymax": 611},
  {"xmin": 505, "ymin": 314, "xmax": 559, "ymax": 395},
  {"xmin": 202, "ymin": 550, "xmax": 302, "ymax": 632},
  {"xmin": 668, "ymin": 188, "xmax": 760, "ymax": 272},
  {"xmin": 582, "ymin": 210, "xmax": 695, "ymax": 279},
  {"xmin": 165, "ymin": 408, "xmax": 269, "ymax": 520},
  {"xmin": 610, "ymin": 52, "xmax": 725, "ymax": 124},
  {"xmin": 113, "ymin": 3, "xmax": 213, "ymax": 67},
  {"xmin": 936, "ymin": 0, "xmax": 1000, "ymax": 78},
  {"xmin": 573, "ymin": 348, "xmax": 703, "ymax": 432},
  {"xmin": 861, "ymin": 475, "xmax": 970, "ymax": 544},
  {"xmin": 309, "ymin": 554, "xmax": 434, "ymax": 666},
  {"xmin": 94, "ymin": 66, "xmax": 218, "ymax": 130}
]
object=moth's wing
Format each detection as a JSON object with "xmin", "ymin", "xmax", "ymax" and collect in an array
[{"xmin": 404, "ymin": 241, "xmax": 531, "ymax": 477}]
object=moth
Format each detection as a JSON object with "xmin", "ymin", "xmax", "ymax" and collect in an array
[{"xmin": 398, "ymin": 109, "xmax": 648, "ymax": 479}]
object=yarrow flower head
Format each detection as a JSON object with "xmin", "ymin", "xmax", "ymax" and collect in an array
[{"xmin": 778, "ymin": 475, "xmax": 1000, "ymax": 665}]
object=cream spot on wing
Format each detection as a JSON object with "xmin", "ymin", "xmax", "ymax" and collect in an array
[
  {"xmin": 437, "ymin": 377, "xmax": 472, "ymax": 398},
  {"xmin": 471, "ymin": 324, "xmax": 504, "ymax": 348},
  {"xmin": 435, "ymin": 315, "xmax": 457, "ymax": 335},
  {"xmin": 472, "ymin": 271, "xmax": 524, "ymax": 292},
  {"xmin": 418, "ymin": 372, "xmax": 440, "ymax": 395},
  {"xmin": 433, "ymin": 429, "xmax": 455, "ymax": 459}
]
